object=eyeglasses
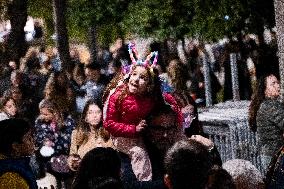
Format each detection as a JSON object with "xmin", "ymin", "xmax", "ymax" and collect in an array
[
  {"xmin": 183, "ymin": 112, "xmax": 197, "ymax": 120},
  {"xmin": 148, "ymin": 125, "xmax": 178, "ymax": 136}
]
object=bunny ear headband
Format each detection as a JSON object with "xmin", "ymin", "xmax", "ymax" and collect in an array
[{"xmin": 128, "ymin": 42, "xmax": 158, "ymax": 68}]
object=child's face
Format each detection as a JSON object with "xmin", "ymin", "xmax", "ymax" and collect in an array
[
  {"xmin": 4, "ymin": 99, "xmax": 17, "ymax": 116},
  {"xmin": 85, "ymin": 104, "xmax": 102, "ymax": 127},
  {"xmin": 40, "ymin": 107, "xmax": 54, "ymax": 122},
  {"xmin": 128, "ymin": 66, "xmax": 150, "ymax": 95}
]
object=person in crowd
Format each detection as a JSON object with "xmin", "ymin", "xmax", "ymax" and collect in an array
[
  {"xmin": 68, "ymin": 100, "xmax": 112, "ymax": 171},
  {"xmin": 44, "ymin": 71, "xmax": 76, "ymax": 117},
  {"xmin": 3, "ymin": 87, "xmax": 35, "ymax": 122},
  {"xmin": 34, "ymin": 99, "xmax": 76, "ymax": 188},
  {"xmin": 34, "ymin": 99, "xmax": 75, "ymax": 157},
  {"xmin": 206, "ymin": 165, "xmax": 236, "ymax": 189},
  {"xmin": 0, "ymin": 65, "xmax": 12, "ymax": 96},
  {"xmin": 72, "ymin": 63, "xmax": 86, "ymax": 95},
  {"xmin": 223, "ymin": 159, "xmax": 264, "ymax": 189},
  {"xmin": 116, "ymin": 104, "xmax": 219, "ymax": 189},
  {"xmin": 10, "ymin": 70, "xmax": 30, "ymax": 99},
  {"xmin": 72, "ymin": 147, "xmax": 122, "ymax": 189},
  {"xmin": 248, "ymin": 74, "xmax": 283, "ymax": 172},
  {"xmin": 0, "ymin": 92, "xmax": 17, "ymax": 121},
  {"xmin": 0, "ymin": 118, "xmax": 37, "ymax": 189},
  {"xmin": 103, "ymin": 43, "xmax": 181, "ymax": 181},
  {"xmin": 166, "ymin": 59, "xmax": 203, "ymax": 137},
  {"xmin": 76, "ymin": 63, "xmax": 105, "ymax": 113},
  {"xmin": 163, "ymin": 139, "xmax": 213, "ymax": 189}
]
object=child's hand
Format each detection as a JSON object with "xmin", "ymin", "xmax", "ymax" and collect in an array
[
  {"xmin": 43, "ymin": 139, "xmax": 54, "ymax": 147},
  {"xmin": 136, "ymin": 120, "xmax": 147, "ymax": 133},
  {"xmin": 67, "ymin": 154, "xmax": 81, "ymax": 171}
]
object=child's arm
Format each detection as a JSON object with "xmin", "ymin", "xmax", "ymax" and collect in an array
[{"xmin": 104, "ymin": 93, "xmax": 137, "ymax": 138}]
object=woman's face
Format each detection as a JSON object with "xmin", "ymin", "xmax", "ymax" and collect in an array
[
  {"xmin": 4, "ymin": 99, "xmax": 17, "ymax": 116},
  {"xmin": 12, "ymin": 90, "xmax": 22, "ymax": 101},
  {"xmin": 265, "ymin": 75, "xmax": 280, "ymax": 98},
  {"xmin": 181, "ymin": 104, "xmax": 196, "ymax": 129},
  {"xmin": 85, "ymin": 104, "xmax": 102, "ymax": 127},
  {"xmin": 40, "ymin": 107, "xmax": 54, "ymax": 122},
  {"xmin": 128, "ymin": 66, "xmax": 150, "ymax": 95}
]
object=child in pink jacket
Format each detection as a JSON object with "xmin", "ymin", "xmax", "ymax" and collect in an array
[{"xmin": 104, "ymin": 46, "xmax": 181, "ymax": 181}]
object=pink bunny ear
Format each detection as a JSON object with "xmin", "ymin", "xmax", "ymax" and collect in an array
[
  {"xmin": 128, "ymin": 43, "xmax": 137, "ymax": 64},
  {"xmin": 128, "ymin": 42, "xmax": 140, "ymax": 65},
  {"xmin": 144, "ymin": 52, "xmax": 153, "ymax": 67},
  {"xmin": 151, "ymin": 51, "xmax": 158, "ymax": 67}
]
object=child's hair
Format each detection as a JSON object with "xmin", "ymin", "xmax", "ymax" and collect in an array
[
  {"xmin": 76, "ymin": 100, "xmax": 109, "ymax": 145},
  {"xmin": 0, "ymin": 118, "xmax": 32, "ymax": 156},
  {"xmin": 38, "ymin": 99, "xmax": 64, "ymax": 129},
  {"xmin": 116, "ymin": 65, "xmax": 165, "ymax": 112}
]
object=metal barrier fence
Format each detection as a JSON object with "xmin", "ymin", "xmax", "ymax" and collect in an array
[{"xmin": 198, "ymin": 100, "xmax": 264, "ymax": 174}]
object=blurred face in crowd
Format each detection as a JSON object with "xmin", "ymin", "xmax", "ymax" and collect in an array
[
  {"xmin": 181, "ymin": 104, "xmax": 196, "ymax": 128},
  {"xmin": 128, "ymin": 66, "xmax": 151, "ymax": 95},
  {"xmin": 4, "ymin": 99, "xmax": 17, "ymax": 117},
  {"xmin": 11, "ymin": 72, "xmax": 22, "ymax": 87},
  {"xmin": 39, "ymin": 107, "xmax": 54, "ymax": 122},
  {"xmin": 265, "ymin": 74, "xmax": 280, "ymax": 98},
  {"xmin": 11, "ymin": 88, "xmax": 22, "ymax": 102},
  {"xmin": 85, "ymin": 104, "xmax": 102, "ymax": 127},
  {"xmin": 147, "ymin": 112, "xmax": 184, "ymax": 155}
]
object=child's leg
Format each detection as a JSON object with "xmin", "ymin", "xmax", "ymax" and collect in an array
[{"xmin": 129, "ymin": 146, "xmax": 152, "ymax": 181}]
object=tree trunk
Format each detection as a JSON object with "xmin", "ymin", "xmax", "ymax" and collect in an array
[
  {"xmin": 4, "ymin": 0, "xmax": 28, "ymax": 66},
  {"xmin": 274, "ymin": 0, "xmax": 284, "ymax": 101},
  {"xmin": 89, "ymin": 26, "xmax": 98, "ymax": 64},
  {"xmin": 53, "ymin": 0, "xmax": 71, "ymax": 72}
]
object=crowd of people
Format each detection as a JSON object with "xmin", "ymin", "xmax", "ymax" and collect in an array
[{"xmin": 0, "ymin": 37, "xmax": 281, "ymax": 189}]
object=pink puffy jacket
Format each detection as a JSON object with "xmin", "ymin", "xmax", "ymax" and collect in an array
[{"xmin": 103, "ymin": 85, "xmax": 182, "ymax": 138}]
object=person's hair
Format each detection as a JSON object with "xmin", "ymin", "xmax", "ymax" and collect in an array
[
  {"xmin": 72, "ymin": 147, "xmax": 121, "ymax": 189},
  {"xmin": 0, "ymin": 118, "xmax": 32, "ymax": 156},
  {"xmin": 44, "ymin": 71, "xmax": 76, "ymax": 115},
  {"xmin": 75, "ymin": 100, "xmax": 109, "ymax": 145},
  {"xmin": 0, "ymin": 92, "xmax": 15, "ymax": 111},
  {"xmin": 73, "ymin": 63, "xmax": 86, "ymax": 86},
  {"xmin": 223, "ymin": 159, "xmax": 264, "ymax": 189},
  {"xmin": 87, "ymin": 177, "xmax": 123, "ymax": 189},
  {"xmin": 102, "ymin": 69, "xmax": 124, "ymax": 104},
  {"xmin": 167, "ymin": 59, "xmax": 189, "ymax": 92},
  {"xmin": 38, "ymin": 99, "xmax": 64, "ymax": 129},
  {"xmin": 248, "ymin": 74, "xmax": 272, "ymax": 132},
  {"xmin": 206, "ymin": 165, "xmax": 236, "ymax": 189},
  {"xmin": 164, "ymin": 139, "xmax": 212, "ymax": 189},
  {"xmin": 85, "ymin": 63, "xmax": 101, "ymax": 71}
]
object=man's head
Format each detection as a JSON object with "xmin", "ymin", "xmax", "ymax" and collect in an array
[
  {"xmin": 223, "ymin": 159, "xmax": 264, "ymax": 189},
  {"xmin": 146, "ymin": 108, "xmax": 184, "ymax": 156},
  {"xmin": 73, "ymin": 147, "xmax": 121, "ymax": 189},
  {"xmin": 0, "ymin": 118, "xmax": 34, "ymax": 157},
  {"xmin": 164, "ymin": 139, "xmax": 212, "ymax": 189}
]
